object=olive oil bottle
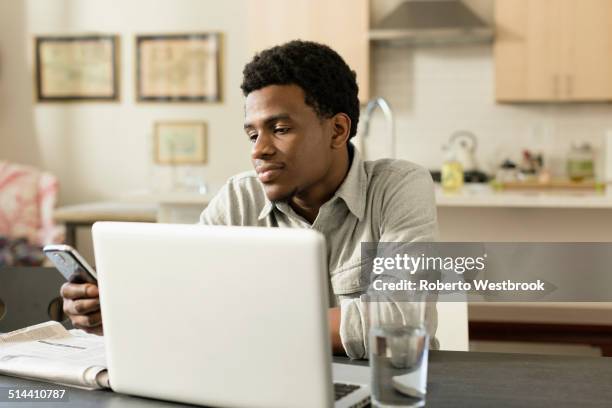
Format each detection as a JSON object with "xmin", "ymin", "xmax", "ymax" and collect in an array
[{"xmin": 441, "ymin": 145, "xmax": 464, "ymax": 192}]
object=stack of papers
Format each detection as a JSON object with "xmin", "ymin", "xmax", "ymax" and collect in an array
[{"xmin": 0, "ymin": 321, "xmax": 109, "ymax": 389}]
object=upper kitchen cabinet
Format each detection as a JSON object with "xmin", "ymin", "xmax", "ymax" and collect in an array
[
  {"xmin": 246, "ymin": 0, "xmax": 370, "ymax": 102},
  {"xmin": 495, "ymin": 0, "xmax": 612, "ymax": 102},
  {"xmin": 565, "ymin": 0, "xmax": 612, "ymax": 100}
]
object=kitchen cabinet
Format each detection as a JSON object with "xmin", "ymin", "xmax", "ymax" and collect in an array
[
  {"xmin": 246, "ymin": 0, "xmax": 370, "ymax": 102},
  {"xmin": 495, "ymin": 0, "xmax": 612, "ymax": 102}
]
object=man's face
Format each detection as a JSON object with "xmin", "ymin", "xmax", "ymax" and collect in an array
[{"xmin": 244, "ymin": 84, "xmax": 334, "ymax": 202}]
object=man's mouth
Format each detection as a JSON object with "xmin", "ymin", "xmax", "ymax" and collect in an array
[{"xmin": 256, "ymin": 163, "xmax": 285, "ymax": 183}]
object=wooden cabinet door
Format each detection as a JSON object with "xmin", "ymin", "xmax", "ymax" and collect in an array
[
  {"xmin": 496, "ymin": 0, "xmax": 612, "ymax": 102},
  {"xmin": 495, "ymin": 0, "xmax": 564, "ymax": 102},
  {"xmin": 246, "ymin": 0, "xmax": 370, "ymax": 102},
  {"xmin": 563, "ymin": 0, "xmax": 612, "ymax": 101}
]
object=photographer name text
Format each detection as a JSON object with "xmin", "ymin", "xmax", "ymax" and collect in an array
[{"xmin": 373, "ymin": 279, "xmax": 546, "ymax": 292}]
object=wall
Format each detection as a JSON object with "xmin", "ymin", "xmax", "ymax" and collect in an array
[
  {"xmin": 365, "ymin": 0, "xmax": 612, "ymax": 176},
  {"xmin": 0, "ymin": 0, "xmax": 43, "ymax": 168},
  {"xmin": 1, "ymin": 0, "xmax": 251, "ymax": 205},
  {"xmin": 3, "ymin": 0, "xmax": 612, "ymax": 206},
  {"xmin": 365, "ymin": 43, "xmax": 612, "ymax": 177}
]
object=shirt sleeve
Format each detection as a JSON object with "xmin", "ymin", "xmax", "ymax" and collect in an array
[
  {"xmin": 339, "ymin": 166, "xmax": 439, "ymax": 359},
  {"xmin": 199, "ymin": 182, "xmax": 231, "ymax": 226}
]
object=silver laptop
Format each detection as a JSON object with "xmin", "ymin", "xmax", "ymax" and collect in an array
[{"xmin": 92, "ymin": 222, "xmax": 370, "ymax": 408}]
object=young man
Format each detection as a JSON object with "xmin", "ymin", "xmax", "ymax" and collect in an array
[{"xmin": 61, "ymin": 40, "xmax": 438, "ymax": 359}]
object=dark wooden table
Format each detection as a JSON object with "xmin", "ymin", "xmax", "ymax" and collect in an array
[{"xmin": 0, "ymin": 351, "xmax": 610, "ymax": 407}]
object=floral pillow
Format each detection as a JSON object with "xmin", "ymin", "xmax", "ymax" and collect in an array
[{"xmin": 0, "ymin": 161, "xmax": 41, "ymax": 244}]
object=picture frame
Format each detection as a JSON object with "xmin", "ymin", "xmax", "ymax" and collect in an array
[
  {"xmin": 136, "ymin": 33, "xmax": 221, "ymax": 102},
  {"xmin": 34, "ymin": 35, "xmax": 119, "ymax": 102},
  {"xmin": 154, "ymin": 121, "xmax": 208, "ymax": 165}
]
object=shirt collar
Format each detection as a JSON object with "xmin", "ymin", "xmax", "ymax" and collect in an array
[
  {"xmin": 258, "ymin": 199, "xmax": 274, "ymax": 220},
  {"xmin": 257, "ymin": 143, "xmax": 367, "ymax": 221},
  {"xmin": 333, "ymin": 144, "xmax": 367, "ymax": 221}
]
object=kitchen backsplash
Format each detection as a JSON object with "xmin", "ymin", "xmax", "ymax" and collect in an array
[{"xmin": 359, "ymin": 44, "xmax": 612, "ymax": 179}]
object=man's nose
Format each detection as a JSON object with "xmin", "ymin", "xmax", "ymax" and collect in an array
[{"xmin": 251, "ymin": 131, "xmax": 276, "ymax": 160}]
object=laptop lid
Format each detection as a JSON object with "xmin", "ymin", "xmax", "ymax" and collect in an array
[{"xmin": 93, "ymin": 222, "xmax": 333, "ymax": 408}]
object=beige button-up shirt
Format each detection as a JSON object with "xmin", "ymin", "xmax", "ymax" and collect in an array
[{"xmin": 199, "ymin": 146, "xmax": 438, "ymax": 359}]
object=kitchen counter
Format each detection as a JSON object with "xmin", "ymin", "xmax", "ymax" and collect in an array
[
  {"xmin": 436, "ymin": 184, "xmax": 612, "ymax": 209},
  {"xmin": 121, "ymin": 185, "xmax": 612, "ymax": 210}
]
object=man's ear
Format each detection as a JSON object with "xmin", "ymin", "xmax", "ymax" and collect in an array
[{"xmin": 330, "ymin": 113, "xmax": 351, "ymax": 149}]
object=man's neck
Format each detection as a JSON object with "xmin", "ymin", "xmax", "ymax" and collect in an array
[{"xmin": 289, "ymin": 145, "xmax": 352, "ymax": 224}]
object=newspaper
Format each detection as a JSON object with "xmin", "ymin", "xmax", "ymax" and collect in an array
[{"xmin": 0, "ymin": 321, "xmax": 109, "ymax": 390}]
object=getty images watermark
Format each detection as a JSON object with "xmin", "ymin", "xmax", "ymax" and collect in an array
[
  {"xmin": 361, "ymin": 242, "xmax": 612, "ymax": 302},
  {"xmin": 371, "ymin": 252, "xmax": 545, "ymax": 292}
]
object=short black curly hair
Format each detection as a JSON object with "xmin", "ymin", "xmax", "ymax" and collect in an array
[{"xmin": 241, "ymin": 40, "xmax": 360, "ymax": 139}]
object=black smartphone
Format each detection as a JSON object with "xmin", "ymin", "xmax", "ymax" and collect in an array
[{"xmin": 43, "ymin": 244, "xmax": 98, "ymax": 284}]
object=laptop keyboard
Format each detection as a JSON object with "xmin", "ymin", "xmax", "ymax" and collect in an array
[{"xmin": 334, "ymin": 382, "xmax": 361, "ymax": 401}]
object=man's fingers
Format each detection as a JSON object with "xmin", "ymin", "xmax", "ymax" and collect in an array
[
  {"xmin": 61, "ymin": 283, "xmax": 103, "ymax": 335},
  {"xmin": 63, "ymin": 298, "xmax": 100, "ymax": 316},
  {"xmin": 60, "ymin": 282, "xmax": 99, "ymax": 300},
  {"xmin": 71, "ymin": 312, "xmax": 102, "ymax": 329}
]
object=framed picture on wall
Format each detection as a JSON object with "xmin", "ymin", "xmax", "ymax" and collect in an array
[
  {"xmin": 154, "ymin": 121, "xmax": 208, "ymax": 164},
  {"xmin": 34, "ymin": 35, "xmax": 119, "ymax": 102},
  {"xmin": 136, "ymin": 33, "xmax": 221, "ymax": 102}
]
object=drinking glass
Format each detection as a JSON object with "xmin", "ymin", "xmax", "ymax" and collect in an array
[{"xmin": 368, "ymin": 294, "xmax": 428, "ymax": 407}]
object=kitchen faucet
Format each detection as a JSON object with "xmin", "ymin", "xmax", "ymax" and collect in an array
[{"xmin": 360, "ymin": 97, "xmax": 395, "ymax": 159}]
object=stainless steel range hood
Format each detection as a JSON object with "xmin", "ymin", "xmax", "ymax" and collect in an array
[{"xmin": 369, "ymin": 0, "xmax": 494, "ymax": 45}]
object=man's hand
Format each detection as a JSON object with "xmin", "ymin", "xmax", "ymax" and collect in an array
[{"xmin": 60, "ymin": 282, "xmax": 103, "ymax": 335}]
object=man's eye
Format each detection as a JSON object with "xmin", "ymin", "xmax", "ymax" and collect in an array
[{"xmin": 275, "ymin": 127, "xmax": 290, "ymax": 134}]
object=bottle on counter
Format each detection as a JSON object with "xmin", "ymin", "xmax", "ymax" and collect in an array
[
  {"xmin": 567, "ymin": 142, "xmax": 595, "ymax": 182},
  {"xmin": 441, "ymin": 144, "xmax": 463, "ymax": 193}
]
